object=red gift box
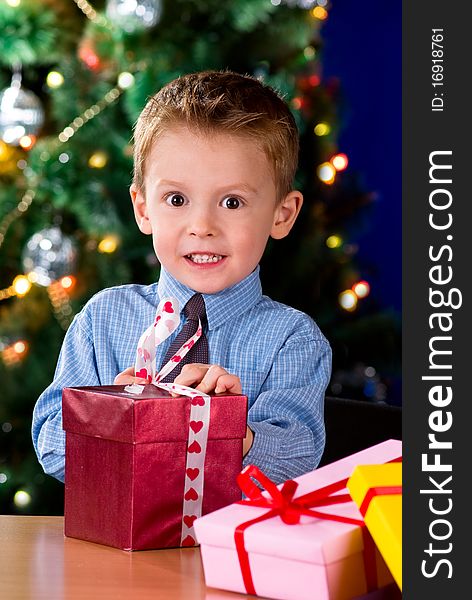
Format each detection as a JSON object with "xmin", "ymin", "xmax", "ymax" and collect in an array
[{"xmin": 62, "ymin": 384, "xmax": 247, "ymax": 551}]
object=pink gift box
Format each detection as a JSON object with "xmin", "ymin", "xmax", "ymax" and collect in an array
[
  {"xmin": 194, "ymin": 439, "xmax": 402, "ymax": 600},
  {"xmin": 62, "ymin": 384, "xmax": 247, "ymax": 551}
]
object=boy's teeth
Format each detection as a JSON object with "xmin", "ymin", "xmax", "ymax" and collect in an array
[{"xmin": 188, "ymin": 254, "xmax": 223, "ymax": 264}]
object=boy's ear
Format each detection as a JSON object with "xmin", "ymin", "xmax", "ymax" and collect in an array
[
  {"xmin": 130, "ymin": 183, "xmax": 152, "ymax": 235},
  {"xmin": 270, "ymin": 190, "xmax": 303, "ymax": 240}
]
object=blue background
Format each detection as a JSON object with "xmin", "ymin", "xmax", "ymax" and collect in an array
[{"xmin": 321, "ymin": 2, "xmax": 401, "ymax": 311}]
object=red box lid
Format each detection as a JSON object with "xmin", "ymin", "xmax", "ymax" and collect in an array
[{"xmin": 62, "ymin": 385, "xmax": 247, "ymax": 443}]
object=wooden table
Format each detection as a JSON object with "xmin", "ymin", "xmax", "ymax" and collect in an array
[{"xmin": 0, "ymin": 516, "xmax": 249, "ymax": 600}]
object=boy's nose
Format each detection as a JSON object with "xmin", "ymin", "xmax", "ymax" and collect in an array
[{"xmin": 187, "ymin": 207, "xmax": 217, "ymax": 237}]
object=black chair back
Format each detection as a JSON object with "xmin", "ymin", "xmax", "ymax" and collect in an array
[{"xmin": 319, "ymin": 396, "xmax": 402, "ymax": 467}]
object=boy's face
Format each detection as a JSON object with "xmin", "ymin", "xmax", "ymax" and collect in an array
[{"xmin": 131, "ymin": 125, "xmax": 302, "ymax": 294}]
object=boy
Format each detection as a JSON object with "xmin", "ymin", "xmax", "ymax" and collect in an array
[{"xmin": 32, "ymin": 70, "xmax": 332, "ymax": 485}]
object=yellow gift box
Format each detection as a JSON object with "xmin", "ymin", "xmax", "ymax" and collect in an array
[{"xmin": 347, "ymin": 462, "xmax": 402, "ymax": 591}]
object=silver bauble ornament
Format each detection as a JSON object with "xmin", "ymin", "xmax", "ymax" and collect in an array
[
  {"xmin": 0, "ymin": 71, "xmax": 44, "ymax": 145},
  {"xmin": 106, "ymin": 0, "xmax": 162, "ymax": 33},
  {"xmin": 22, "ymin": 227, "xmax": 77, "ymax": 286},
  {"xmin": 283, "ymin": 0, "xmax": 318, "ymax": 7}
]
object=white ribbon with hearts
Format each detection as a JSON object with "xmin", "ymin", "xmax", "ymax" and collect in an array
[{"xmin": 128, "ymin": 296, "xmax": 210, "ymax": 546}]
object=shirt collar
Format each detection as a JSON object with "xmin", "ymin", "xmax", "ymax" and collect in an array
[{"xmin": 157, "ymin": 267, "xmax": 262, "ymax": 331}]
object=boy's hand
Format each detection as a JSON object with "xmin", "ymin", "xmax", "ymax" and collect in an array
[
  {"xmin": 114, "ymin": 364, "xmax": 255, "ymax": 457},
  {"xmin": 175, "ymin": 364, "xmax": 254, "ymax": 456},
  {"xmin": 174, "ymin": 363, "xmax": 242, "ymax": 395},
  {"xmin": 114, "ymin": 366, "xmax": 149, "ymax": 386},
  {"xmin": 114, "ymin": 363, "xmax": 242, "ymax": 392}
]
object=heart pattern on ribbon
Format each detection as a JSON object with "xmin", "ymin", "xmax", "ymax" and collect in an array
[
  {"xmin": 135, "ymin": 368, "xmax": 151, "ymax": 383},
  {"xmin": 132, "ymin": 296, "xmax": 212, "ymax": 548},
  {"xmin": 189, "ymin": 420, "xmax": 204, "ymax": 434},
  {"xmin": 184, "ymin": 487, "xmax": 199, "ymax": 501},
  {"xmin": 191, "ymin": 396, "xmax": 205, "ymax": 406},
  {"xmin": 181, "ymin": 535, "xmax": 196, "ymax": 547},
  {"xmin": 188, "ymin": 440, "xmax": 202, "ymax": 454},
  {"xmin": 183, "ymin": 515, "xmax": 197, "ymax": 528},
  {"xmin": 186, "ymin": 468, "xmax": 199, "ymax": 481},
  {"xmin": 163, "ymin": 301, "xmax": 174, "ymax": 313}
]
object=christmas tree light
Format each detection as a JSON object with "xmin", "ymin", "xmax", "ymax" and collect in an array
[
  {"xmin": 331, "ymin": 153, "xmax": 348, "ymax": 171},
  {"xmin": 311, "ymin": 6, "xmax": 328, "ymax": 20},
  {"xmin": 98, "ymin": 235, "xmax": 119, "ymax": 253},
  {"xmin": 18, "ymin": 135, "xmax": 36, "ymax": 150},
  {"xmin": 1, "ymin": 340, "xmax": 29, "ymax": 366},
  {"xmin": 326, "ymin": 235, "xmax": 343, "ymax": 249},
  {"xmin": 352, "ymin": 280, "xmax": 370, "ymax": 298},
  {"xmin": 314, "ymin": 122, "xmax": 330, "ymax": 136},
  {"xmin": 88, "ymin": 151, "xmax": 108, "ymax": 169},
  {"xmin": 317, "ymin": 162, "xmax": 336, "ymax": 184},
  {"xmin": 339, "ymin": 290, "xmax": 358, "ymax": 312},
  {"xmin": 60, "ymin": 275, "xmax": 76, "ymax": 290},
  {"xmin": 46, "ymin": 71, "xmax": 64, "ymax": 88},
  {"xmin": 13, "ymin": 490, "xmax": 32, "ymax": 508},
  {"xmin": 12, "ymin": 275, "xmax": 31, "ymax": 296}
]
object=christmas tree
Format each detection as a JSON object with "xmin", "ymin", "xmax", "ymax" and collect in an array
[{"xmin": 0, "ymin": 0, "xmax": 400, "ymax": 515}]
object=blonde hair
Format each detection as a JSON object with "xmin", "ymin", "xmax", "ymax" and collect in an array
[{"xmin": 132, "ymin": 70, "xmax": 299, "ymax": 200}]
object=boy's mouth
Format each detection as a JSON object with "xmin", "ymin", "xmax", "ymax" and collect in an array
[{"xmin": 185, "ymin": 253, "xmax": 225, "ymax": 264}]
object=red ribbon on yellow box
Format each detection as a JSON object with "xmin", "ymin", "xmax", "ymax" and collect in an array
[
  {"xmin": 234, "ymin": 465, "xmax": 378, "ymax": 597},
  {"xmin": 347, "ymin": 461, "xmax": 403, "ymax": 590},
  {"xmin": 359, "ymin": 485, "xmax": 402, "ymax": 517}
]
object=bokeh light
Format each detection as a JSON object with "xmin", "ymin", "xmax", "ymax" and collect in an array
[
  {"xmin": 311, "ymin": 6, "xmax": 328, "ymax": 20},
  {"xmin": 13, "ymin": 341, "xmax": 27, "ymax": 354},
  {"xmin": 19, "ymin": 135, "xmax": 36, "ymax": 150},
  {"xmin": 88, "ymin": 151, "xmax": 108, "ymax": 169},
  {"xmin": 60, "ymin": 275, "xmax": 76, "ymax": 290},
  {"xmin": 1, "ymin": 340, "xmax": 29, "ymax": 366},
  {"xmin": 118, "ymin": 72, "xmax": 135, "ymax": 89},
  {"xmin": 98, "ymin": 235, "xmax": 119, "ymax": 254},
  {"xmin": 12, "ymin": 275, "xmax": 32, "ymax": 297},
  {"xmin": 326, "ymin": 235, "xmax": 342, "ymax": 249},
  {"xmin": 339, "ymin": 290, "xmax": 358, "ymax": 312},
  {"xmin": 14, "ymin": 490, "xmax": 32, "ymax": 508},
  {"xmin": 317, "ymin": 162, "xmax": 336, "ymax": 185},
  {"xmin": 353, "ymin": 280, "xmax": 371, "ymax": 298},
  {"xmin": 331, "ymin": 153, "xmax": 349, "ymax": 171},
  {"xmin": 314, "ymin": 122, "xmax": 330, "ymax": 136},
  {"xmin": 46, "ymin": 71, "xmax": 64, "ymax": 89},
  {"xmin": 303, "ymin": 46, "xmax": 316, "ymax": 60}
]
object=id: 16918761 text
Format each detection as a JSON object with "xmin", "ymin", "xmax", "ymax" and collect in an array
[{"xmin": 432, "ymin": 28, "xmax": 444, "ymax": 112}]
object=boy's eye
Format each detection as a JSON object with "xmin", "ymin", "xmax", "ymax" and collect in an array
[
  {"xmin": 166, "ymin": 194, "xmax": 185, "ymax": 207},
  {"xmin": 222, "ymin": 196, "xmax": 241, "ymax": 209}
]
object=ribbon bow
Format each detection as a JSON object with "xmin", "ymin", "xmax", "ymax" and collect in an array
[
  {"xmin": 237, "ymin": 464, "xmax": 356, "ymax": 525},
  {"xmin": 134, "ymin": 296, "xmax": 204, "ymax": 385},
  {"xmin": 234, "ymin": 464, "xmax": 377, "ymax": 596}
]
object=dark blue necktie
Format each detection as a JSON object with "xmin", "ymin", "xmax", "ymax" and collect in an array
[{"xmin": 160, "ymin": 293, "xmax": 209, "ymax": 382}]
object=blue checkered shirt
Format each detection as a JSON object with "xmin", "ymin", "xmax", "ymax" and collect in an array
[{"xmin": 32, "ymin": 266, "xmax": 331, "ymax": 484}]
